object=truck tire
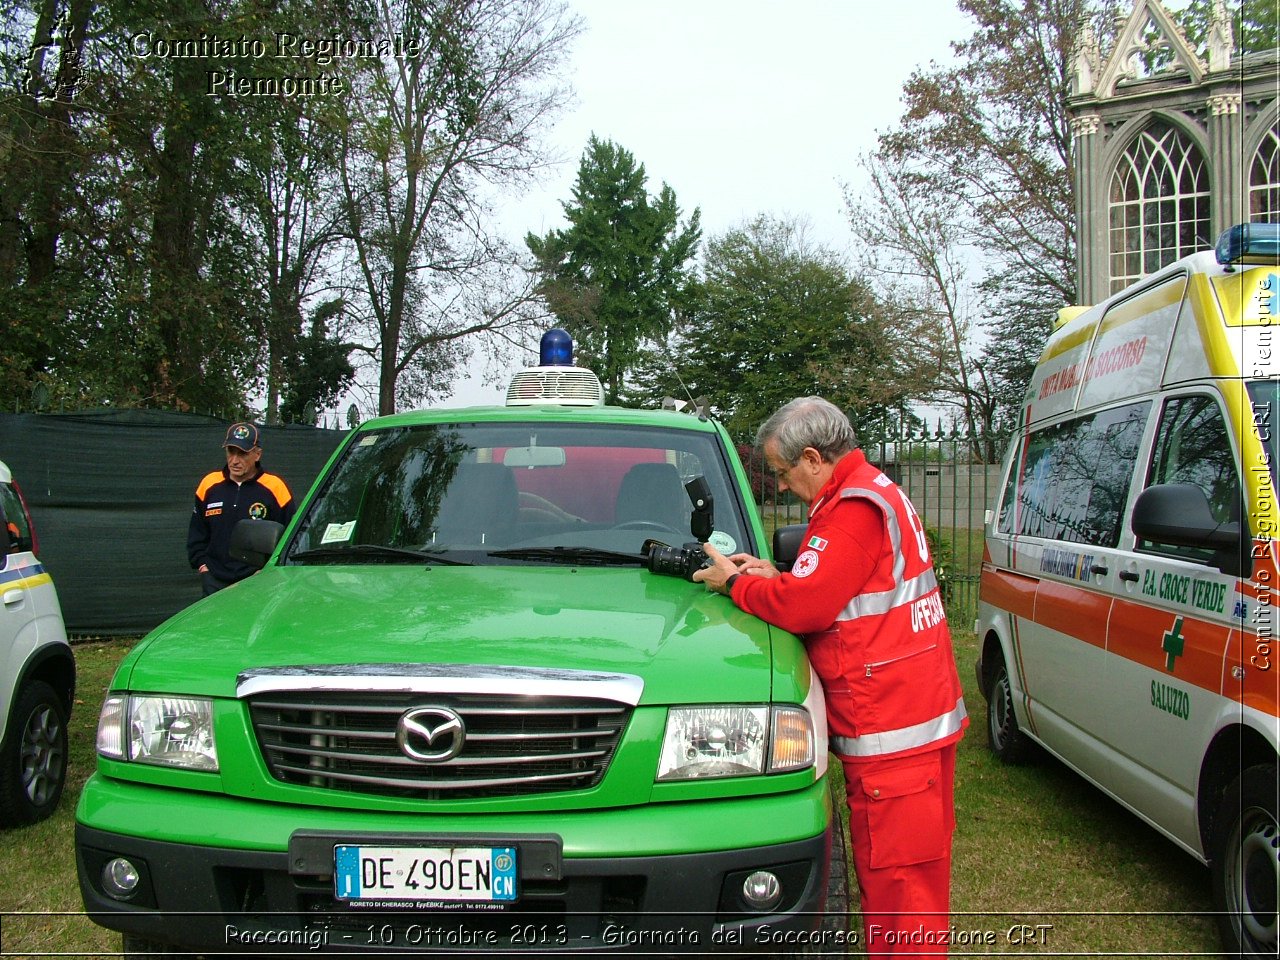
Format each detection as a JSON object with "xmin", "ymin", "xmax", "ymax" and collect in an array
[
  {"xmin": 0, "ymin": 680, "xmax": 68, "ymax": 825},
  {"xmin": 121, "ymin": 934, "xmax": 188, "ymax": 958},
  {"xmin": 1211, "ymin": 763, "xmax": 1278, "ymax": 959},
  {"xmin": 823, "ymin": 796, "xmax": 851, "ymax": 915},
  {"xmin": 985, "ymin": 652, "xmax": 1033, "ymax": 764},
  {"xmin": 789, "ymin": 782, "xmax": 853, "ymax": 956}
]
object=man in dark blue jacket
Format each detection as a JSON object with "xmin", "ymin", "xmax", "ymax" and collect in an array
[{"xmin": 187, "ymin": 422, "xmax": 295, "ymax": 596}]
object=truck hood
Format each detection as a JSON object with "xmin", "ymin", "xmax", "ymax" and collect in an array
[{"xmin": 123, "ymin": 565, "xmax": 778, "ymax": 704}]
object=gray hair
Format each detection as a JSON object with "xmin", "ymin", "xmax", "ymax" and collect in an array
[{"xmin": 755, "ymin": 396, "xmax": 858, "ymax": 464}]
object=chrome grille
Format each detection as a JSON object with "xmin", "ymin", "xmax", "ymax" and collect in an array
[{"xmin": 248, "ymin": 692, "xmax": 631, "ymax": 799}]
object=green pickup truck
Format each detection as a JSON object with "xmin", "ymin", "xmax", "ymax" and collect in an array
[{"xmin": 76, "ymin": 333, "xmax": 843, "ymax": 956}]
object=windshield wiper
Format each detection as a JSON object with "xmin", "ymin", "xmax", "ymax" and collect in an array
[
  {"xmin": 488, "ymin": 546, "xmax": 646, "ymax": 566},
  {"xmin": 288, "ymin": 544, "xmax": 473, "ymax": 565}
]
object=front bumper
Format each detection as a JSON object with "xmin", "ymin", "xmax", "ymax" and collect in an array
[{"xmin": 76, "ymin": 778, "xmax": 835, "ymax": 954}]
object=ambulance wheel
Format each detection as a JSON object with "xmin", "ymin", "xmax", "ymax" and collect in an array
[
  {"xmin": 1211, "ymin": 764, "xmax": 1278, "ymax": 959},
  {"xmin": 985, "ymin": 652, "xmax": 1032, "ymax": 764},
  {"xmin": 0, "ymin": 680, "xmax": 68, "ymax": 825}
]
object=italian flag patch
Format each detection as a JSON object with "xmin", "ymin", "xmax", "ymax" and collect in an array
[{"xmin": 807, "ymin": 536, "xmax": 828, "ymax": 551}]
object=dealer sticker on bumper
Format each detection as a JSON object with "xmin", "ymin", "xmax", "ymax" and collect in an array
[{"xmin": 334, "ymin": 845, "xmax": 518, "ymax": 904}]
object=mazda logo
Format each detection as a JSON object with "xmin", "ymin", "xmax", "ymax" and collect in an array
[{"xmin": 396, "ymin": 707, "xmax": 465, "ymax": 762}]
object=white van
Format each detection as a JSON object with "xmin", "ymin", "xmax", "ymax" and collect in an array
[
  {"xmin": 976, "ymin": 223, "xmax": 1278, "ymax": 960},
  {"xmin": 0, "ymin": 458, "xmax": 74, "ymax": 826}
]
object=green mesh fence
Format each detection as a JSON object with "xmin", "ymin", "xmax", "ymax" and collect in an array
[{"xmin": 0, "ymin": 410, "xmax": 347, "ymax": 635}]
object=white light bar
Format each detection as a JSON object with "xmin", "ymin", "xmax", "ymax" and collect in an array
[{"xmin": 506, "ymin": 366, "xmax": 604, "ymax": 406}]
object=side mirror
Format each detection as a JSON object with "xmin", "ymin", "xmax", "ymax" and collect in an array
[
  {"xmin": 772, "ymin": 523, "xmax": 808, "ymax": 572},
  {"xmin": 1132, "ymin": 483, "xmax": 1242, "ymax": 575},
  {"xmin": 230, "ymin": 519, "xmax": 284, "ymax": 570}
]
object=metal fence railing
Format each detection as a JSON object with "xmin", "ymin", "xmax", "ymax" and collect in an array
[{"xmin": 742, "ymin": 433, "xmax": 1011, "ymax": 632}]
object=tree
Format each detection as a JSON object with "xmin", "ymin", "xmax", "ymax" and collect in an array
[
  {"xmin": 526, "ymin": 135, "xmax": 701, "ymax": 404},
  {"xmin": 234, "ymin": 1, "xmax": 355, "ymax": 424},
  {"xmin": 1169, "ymin": 0, "xmax": 1279, "ymax": 58},
  {"xmin": 0, "ymin": 0, "xmax": 93, "ymax": 406},
  {"xmin": 861, "ymin": 1, "xmax": 1275, "ymax": 437},
  {"xmin": 279, "ymin": 299, "xmax": 356, "ymax": 424},
  {"xmin": 847, "ymin": 155, "xmax": 1000, "ymax": 455},
  {"xmin": 653, "ymin": 215, "xmax": 918, "ymax": 444},
  {"xmin": 0, "ymin": 0, "xmax": 278, "ymax": 413},
  {"xmin": 890, "ymin": 0, "xmax": 1089, "ymax": 425},
  {"xmin": 338, "ymin": 0, "xmax": 580, "ymax": 415},
  {"xmin": 143, "ymin": 7, "xmax": 261, "ymax": 411},
  {"xmin": 249, "ymin": 105, "xmax": 350, "ymax": 424},
  {"xmin": 849, "ymin": 0, "xmax": 1122, "ymax": 441}
]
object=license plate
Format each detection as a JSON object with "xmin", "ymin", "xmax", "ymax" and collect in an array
[{"xmin": 334, "ymin": 845, "xmax": 518, "ymax": 903}]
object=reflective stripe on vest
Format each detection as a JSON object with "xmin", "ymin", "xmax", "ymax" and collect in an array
[
  {"xmin": 830, "ymin": 696, "xmax": 968, "ymax": 758},
  {"xmin": 839, "ymin": 486, "xmax": 906, "ymax": 581},
  {"xmin": 836, "ymin": 567, "xmax": 940, "ymax": 621},
  {"xmin": 832, "ymin": 485, "xmax": 940, "ymax": 621}
]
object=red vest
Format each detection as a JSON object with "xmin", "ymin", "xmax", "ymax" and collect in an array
[{"xmin": 734, "ymin": 450, "xmax": 967, "ymax": 761}]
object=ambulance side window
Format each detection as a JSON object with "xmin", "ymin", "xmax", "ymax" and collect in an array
[
  {"xmin": 1139, "ymin": 394, "xmax": 1242, "ymax": 562},
  {"xmin": 1006, "ymin": 401, "xmax": 1149, "ymax": 547},
  {"xmin": 996, "ymin": 438, "xmax": 1021, "ymax": 534}
]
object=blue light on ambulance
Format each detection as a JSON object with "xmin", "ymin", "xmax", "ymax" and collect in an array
[{"xmin": 1215, "ymin": 222, "xmax": 1280, "ymax": 265}]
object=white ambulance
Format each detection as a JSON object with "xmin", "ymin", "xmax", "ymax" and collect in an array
[{"xmin": 976, "ymin": 222, "xmax": 1278, "ymax": 959}]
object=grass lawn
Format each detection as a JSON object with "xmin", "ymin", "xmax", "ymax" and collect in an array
[{"xmin": 0, "ymin": 633, "xmax": 1223, "ymax": 957}]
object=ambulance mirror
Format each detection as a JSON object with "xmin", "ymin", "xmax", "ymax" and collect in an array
[{"xmin": 1132, "ymin": 483, "xmax": 1243, "ymax": 576}]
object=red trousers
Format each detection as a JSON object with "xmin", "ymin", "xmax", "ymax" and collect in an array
[{"xmin": 841, "ymin": 742, "xmax": 958, "ymax": 956}]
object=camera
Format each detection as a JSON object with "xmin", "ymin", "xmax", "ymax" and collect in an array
[{"xmin": 644, "ymin": 540, "xmax": 713, "ymax": 581}]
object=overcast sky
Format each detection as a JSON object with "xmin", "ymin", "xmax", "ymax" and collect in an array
[{"xmin": 443, "ymin": 0, "xmax": 976, "ymax": 406}]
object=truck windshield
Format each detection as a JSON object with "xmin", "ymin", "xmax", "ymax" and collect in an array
[
  {"xmin": 1247, "ymin": 379, "xmax": 1278, "ymax": 491},
  {"xmin": 284, "ymin": 421, "xmax": 750, "ymax": 564}
]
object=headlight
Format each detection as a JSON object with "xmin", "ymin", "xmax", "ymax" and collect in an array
[
  {"xmin": 656, "ymin": 705, "xmax": 815, "ymax": 781},
  {"xmin": 96, "ymin": 695, "xmax": 219, "ymax": 772}
]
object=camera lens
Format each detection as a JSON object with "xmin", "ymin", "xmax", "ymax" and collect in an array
[{"xmin": 644, "ymin": 541, "xmax": 708, "ymax": 581}]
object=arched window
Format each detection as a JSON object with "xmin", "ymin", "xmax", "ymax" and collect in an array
[
  {"xmin": 1108, "ymin": 122, "xmax": 1209, "ymax": 294},
  {"xmin": 1250, "ymin": 127, "xmax": 1280, "ymax": 222}
]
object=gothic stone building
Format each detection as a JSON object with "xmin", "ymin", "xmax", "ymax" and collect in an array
[{"xmin": 1069, "ymin": 0, "xmax": 1279, "ymax": 305}]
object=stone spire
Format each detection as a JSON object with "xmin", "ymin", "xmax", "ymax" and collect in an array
[
  {"xmin": 1207, "ymin": 0, "xmax": 1235, "ymax": 72},
  {"xmin": 1071, "ymin": 16, "xmax": 1101, "ymax": 96}
]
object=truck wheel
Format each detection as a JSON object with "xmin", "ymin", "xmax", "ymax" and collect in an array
[
  {"xmin": 788, "ymin": 787, "xmax": 852, "ymax": 956},
  {"xmin": 1211, "ymin": 764, "xmax": 1278, "ymax": 960},
  {"xmin": 121, "ymin": 934, "xmax": 186, "ymax": 958},
  {"xmin": 0, "ymin": 680, "xmax": 68, "ymax": 825},
  {"xmin": 821, "ymin": 795, "xmax": 851, "ymax": 915},
  {"xmin": 985, "ymin": 652, "xmax": 1032, "ymax": 764}
]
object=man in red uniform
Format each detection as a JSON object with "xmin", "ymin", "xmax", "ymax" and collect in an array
[{"xmin": 694, "ymin": 397, "xmax": 967, "ymax": 955}]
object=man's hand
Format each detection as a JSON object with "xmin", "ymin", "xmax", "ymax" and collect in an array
[
  {"xmin": 692, "ymin": 543, "xmax": 740, "ymax": 593},
  {"xmin": 728, "ymin": 552, "xmax": 779, "ymax": 579},
  {"xmin": 694, "ymin": 544, "xmax": 784, "ymax": 594}
]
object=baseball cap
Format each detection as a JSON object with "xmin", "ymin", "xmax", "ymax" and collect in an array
[{"xmin": 224, "ymin": 422, "xmax": 260, "ymax": 451}]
